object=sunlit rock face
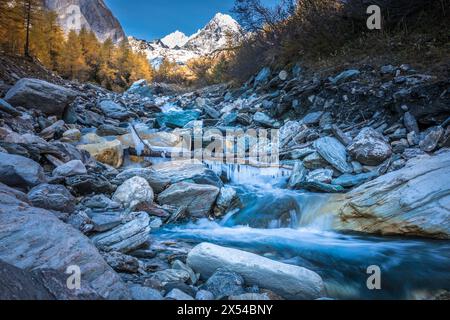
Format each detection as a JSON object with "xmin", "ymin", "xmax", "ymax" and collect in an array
[
  {"xmin": 44, "ymin": 0, "xmax": 126, "ymax": 43},
  {"xmin": 335, "ymin": 151, "xmax": 450, "ymax": 239}
]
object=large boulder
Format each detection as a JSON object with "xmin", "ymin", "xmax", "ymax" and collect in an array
[
  {"xmin": 0, "ymin": 260, "xmax": 100, "ymax": 300},
  {"xmin": 0, "ymin": 152, "xmax": 46, "ymax": 189},
  {"xmin": 91, "ymin": 212, "xmax": 150, "ymax": 253},
  {"xmin": 336, "ymin": 151, "xmax": 450, "ymax": 239},
  {"xmin": 4, "ymin": 78, "xmax": 78, "ymax": 117},
  {"xmin": 112, "ymin": 176, "xmax": 154, "ymax": 210},
  {"xmin": 314, "ymin": 137, "xmax": 353, "ymax": 173},
  {"xmin": 187, "ymin": 243, "xmax": 324, "ymax": 300},
  {"xmin": 348, "ymin": 128, "xmax": 392, "ymax": 166},
  {"xmin": 0, "ymin": 183, "xmax": 130, "ymax": 299},
  {"xmin": 157, "ymin": 182, "xmax": 220, "ymax": 218},
  {"xmin": 27, "ymin": 184, "xmax": 76, "ymax": 213},
  {"xmin": 77, "ymin": 140, "xmax": 124, "ymax": 168}
]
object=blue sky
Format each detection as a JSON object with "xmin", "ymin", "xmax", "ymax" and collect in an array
[{"xmin": 105, "ymin": 0, "xmax": 279, "ymax": 40}]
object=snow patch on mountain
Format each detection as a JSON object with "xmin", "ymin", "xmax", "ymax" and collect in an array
[{"xmin": 161, "ymin": 31, "xmax": 189, "ymax": 49}]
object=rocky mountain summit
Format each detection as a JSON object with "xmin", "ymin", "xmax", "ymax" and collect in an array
[
  {"xmin": 44, "ymin": 0, "xmax": 126, "ymax": 43},
  {"xmin": 0, "ymin": 56, "xmax": 449, "ymax": 299},
  {"xmin": 129, "ymin": 13, "xmax": 242, "ymax": 67}
]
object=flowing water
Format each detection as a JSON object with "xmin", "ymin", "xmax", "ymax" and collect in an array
[
  {"xmin": 128, "ymin": 117, "xmax": 450, "ymax": 300},
  {"xmin": 153, "ymin": 162, "xmax": 450, "ymax": 300}
]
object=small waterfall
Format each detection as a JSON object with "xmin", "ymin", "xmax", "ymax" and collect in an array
[
  {"xmin": 129, "ymin": 124, "xmax": 145, "ymax": 156},
  {"xmin": 205, "ymin": 161, "xmax": 291, "ymax": 186}
]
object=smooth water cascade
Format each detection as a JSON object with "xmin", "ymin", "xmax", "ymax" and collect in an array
[{"xmin": 153, "ymin": 162, "xmax": 450, "ymax": 300}]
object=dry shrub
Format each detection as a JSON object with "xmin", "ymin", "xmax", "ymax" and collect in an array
[{"xmin": 227, "ymin": 0, "xmax": 449, "ymax": 82}]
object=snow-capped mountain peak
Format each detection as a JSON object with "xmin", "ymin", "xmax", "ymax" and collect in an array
[
  {"xmin": 161, "ymin": 30, "xmax": 189, "ymax": 49},
  {"xmin": 129, "ymin": 12, "xmax": 243, "ymax": 69}
]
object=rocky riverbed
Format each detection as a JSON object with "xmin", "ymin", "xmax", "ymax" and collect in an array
[{"xmin": 0, "ymin": 62, "xmax": 449, "ymax": 300}]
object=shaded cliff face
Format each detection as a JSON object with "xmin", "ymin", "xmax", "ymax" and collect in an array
[{"xmin": 44, "ymin": 0, "xmax": 126, "ymax": 43}]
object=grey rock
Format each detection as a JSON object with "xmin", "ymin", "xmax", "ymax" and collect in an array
[
  {"xmin": 204, "ymin": 268, "xmax": 245, "ymax": 300},
  {"xmin": 254, "ymin": 67, "xmax": 271, "ymax": 86},
  {"xmin": 419, "ymin": 126, "xmax": 444, "ymax": 152},
  {"xmin": 129, "ymin": 285, "xmax": 163, "ymax": 300},
  {"xmin": 91, "ymin": 212, "xmax": 150, "ymax": 253},
  {"xmin": 303, "ymin": 152, "xmax": 329, "ymax": 170},
  {"xmin": 331, "ymin": 125, "xmax": 352, "ymax": 146},
  {"xmin": 39, "ymin": 120, "xmax": 65, "ymax": 140},
  {"xmin": 403, "ymin": 148, "xmax": 426, "ymax": 160},
  {"xmin": 288, "ymin": 147, "xmax": 315, "ymax": 160},
  {"xmin": 302, "ymin": 181, "xmax": 345, "ymax": 193},
  {"xmin": 97, "ymin": 100, "xmax": 133, "ymax": 120},
  {"xmin": 52, "ymin": 160, "xmax": 87, "ymax": 177},
  {"xmin": 314, "ymin": 137, "xmax": 353, "ymax": 173},
  {"xmin": 65, "ymin": 174, "xmax": 115, "ymax": 196},
  {"xmin": 112, "ymin": 176, "xmax": 154, "ymax": 210},
  {"xmin": 253, "ymin": 112, "xmax": 276, "ymax": 128},
  {"xmin": 287, "ymin": 161, "xmax": 307, "ymax": 189},
  {"xmin": 0, "ymin": 152, "xmax": 46, "ymax": 189},
  {"xmin": 332, "ymin": 172, "xmax": 378, "ymax": 188},
  {"xmin": 82, "ymin": 194, "xmax": 121, "ymax": 211},
  {"xmin": 187, "ymin": 243, "xmax": 324, "ymax": 300},
  {"xmin": 28, "ymin": 184, "xmax": 76, "ymax": 213},
  {"xmin": 214, "ymin": 186, "xmax": 238, "ymax": 216},
  {"xmin": 407, "ymin": 131, "xmax": 419, "ymax": 146},
  {"xmin": 391, "ymin": 139, "xmax": 409, "ymax": 154},
  {"xmin": 61, "ymin": 128, "xmax": 81, "ymax": 142},
  {"xmin": 302, "ymin": 112, "xmax": 323, "ymax": 125},
  {"xmin": 337, "ymin": 151, "xmax": 450, "ymax": 239},
  {"xmin": 0, "ymin": 260, "xmax": 100, "ymax": 300},
  {"xmin": 5, "ymin": 78, "xmax": 78, "ymax": 117},
  {"xmin": 229, "ymin": 293, "xmax": 272, "ymax": 300},
  {"xmin": 103, "ymin": 251, "xmax": 140, "ymax": 273},
  {"xmin": 88, "ymin": 212, "xmax": 122, "ymax": 232},
  {"xmin": 307, "ymin": 169, "xmax": 334, "ymax": 184},
  {"xmin": 380, "ymin": 65, "xmax": 396, "ymax": 75},
  {"xmin": 126, "ymin": 79, "xmax": 153, "ymax": 98},
  {"xmin": 222, "ymin": 112, "xmax": 238, "ymax": 125},
  {"xmin": 195, "ymin": 290, "xmax": 215, "ymax": 300},
  {"xmin": 348, "ymin": 128, "xmax": 392, "ymax": 166},
  {"xmin": 0, "ymin": 184, "xmax": 130, "ymax": 299},
  {"xmin": 404, "ymin": 112, "xmax": 419, "ymax": 134},
  {"xmin": 329, "ymin": 69, "xmax": 360, "ymax": 84},
  {"xmin": 165, "ymin": 288, "xmax": 194, "ymax": 300},
  {"xmin": 150, "ymin": 269, "xmax": 191, "ymax": 285},
  {"xmin": 172, "ymin": 260, "xmax": 198, "ymax": 285},
  {"xmin": 203, "ymin": 105, "xmax": 221, "ymax": 119},
  {"xmin": 158, "ymin": 182, "xmax": 220, "ymax": 218},
  {"xmin": 96, "ymin": 124, "xmax": 128, "ymax": 137},
  {"xmin": 0, "ymin": 98, "xmax": 21, "ymax": 116}
]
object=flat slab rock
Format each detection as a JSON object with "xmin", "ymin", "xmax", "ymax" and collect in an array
[{"xmin": 187, "ymin": 243, "xmax": 325, "ymax": 300}]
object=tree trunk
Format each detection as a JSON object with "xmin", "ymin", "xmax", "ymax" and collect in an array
[{"xmin": 24, "ymin": 0, "xmax": 31, "ymax": 57}]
